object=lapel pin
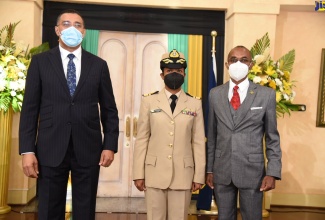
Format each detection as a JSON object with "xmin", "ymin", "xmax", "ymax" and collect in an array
[{"xmin": 250, "ymin": 90, "xmax": 254, "ymax": 94}]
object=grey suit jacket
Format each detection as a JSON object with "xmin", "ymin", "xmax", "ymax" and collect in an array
[{"xmin": 207, "ymin": 80, "xmax": 281, "ymax": 189}]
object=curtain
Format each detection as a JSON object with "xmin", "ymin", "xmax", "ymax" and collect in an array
[
  {"xmin": 81, "ymin": 29, "xmax": 99, "ymax": 55},
  {"xmin": 168, "ymin": 34, "xmax": 189, "ymax": 92},
  {"xmin": 187, "ymin": 35, "xmax": 203, "ymax": 98}
]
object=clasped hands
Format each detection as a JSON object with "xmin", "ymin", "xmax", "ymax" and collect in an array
[{"xmin": 134, "ymin": 179, "xmax": 203, "ymax": 192}]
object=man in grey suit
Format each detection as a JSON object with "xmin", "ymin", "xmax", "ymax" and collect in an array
[
  {"xmin": 19, "ymin": 9, "xmax": 119, "ymax": 220},
  {"xmin": 206, "ymin": 46, "xmax": 282, "ymax": 220}
]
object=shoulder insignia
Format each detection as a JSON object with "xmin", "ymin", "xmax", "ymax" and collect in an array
[
  {"xmin": 186, "ymin": 92, "xmax": 201, "ymax": 100},
  {"xmin": 142, "ymin": 91, "xmax": 159, "ymax": 97}
]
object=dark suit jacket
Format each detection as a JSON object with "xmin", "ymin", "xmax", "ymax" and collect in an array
[
  {"xmin": 19, "ymin": 46, "xmax": 119, "ymax": 167},
  {"xmin": 207, "ymin": 80, "xmax": 281, "ymax": 189}
]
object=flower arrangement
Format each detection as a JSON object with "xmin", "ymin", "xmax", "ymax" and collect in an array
[
  {"xmin": 248, "ymin": 33, "xmax": 300, "ymax": 117},
  {"xmin": 0, "ymin": 22, "xmax": 49, "ymax": 113}
]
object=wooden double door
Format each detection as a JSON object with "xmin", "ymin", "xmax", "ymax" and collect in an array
[{"xmin": 96, "ymin": 31, "xmax": 168, "ymax": 197}]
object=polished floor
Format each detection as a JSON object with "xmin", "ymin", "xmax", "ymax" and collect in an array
[
  {"xmin": 1, "ymin": 198, "xmax": 324, "ymax": 220},
  {"xmin": 1, "ymin": 208, "xmax": 325, "ymax": 220}
]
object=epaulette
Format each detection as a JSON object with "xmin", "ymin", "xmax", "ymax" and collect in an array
[
  {"xmin": 186, "ymin": 92, "xmax": 201, "ymax": 100},
  {"xmin": 142, "ymin": 91, "xmax": 159, "ymax": 97}
]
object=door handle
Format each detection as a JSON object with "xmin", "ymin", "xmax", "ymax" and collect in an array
[
  {"xmin": 126, "ymin": 116, "xmax": 130, "ymax": 139},
  {"xmin": 133, "ymin": 117, "xmax": 138, "ymax": 138}
]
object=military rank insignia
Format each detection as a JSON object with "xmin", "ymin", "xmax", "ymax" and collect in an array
[
  {"xmin": 186, "ymin": 92, "xmax": 201, "ymax": 100},
  {"xmin": 142, "ymin": 91, "xmax": 159, "ymax": 97}
]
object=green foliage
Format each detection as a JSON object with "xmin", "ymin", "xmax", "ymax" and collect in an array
[
  {"xmin": 0, "ymin": 21, "xmax": 49, "ymax": 113},
  {"xmin": 250, "ymin": 32, "xmax": 270, "ymax": 59}
]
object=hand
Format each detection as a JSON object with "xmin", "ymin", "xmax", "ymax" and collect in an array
[
  {"xmin": 192, "ymin": 182, "xmax": 203, "ymax": 192},
  {"xmin": 260, "ymin": 176, "xmax": 276, "ymax": 191},
  {"xmin": 134, "ymin": 179, "xmax": 146, "ymax": 191},
  {"xmin": 206, "ymin": 173, "xmax": 214, "ymax": 189},
  {"xmin": 99, "ymin": 150, "xmax": 114, "ymax": 167},
  {"xmin": 22, "ymin": 154, "xmax": 39, "ymax": 178}
]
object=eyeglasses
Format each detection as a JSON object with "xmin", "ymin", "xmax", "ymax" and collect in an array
[
  {"xmin": 228, "ymin": 57, "xmax": 251, "ymax": 65},
  {"xmin": 58, "ymin": 21, "xmax": 83, "ymax": 29}
]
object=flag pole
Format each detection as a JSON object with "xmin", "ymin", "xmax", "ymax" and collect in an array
[
  {"xmin": 211, "ymin": 30, "xmax": 217, "ymax": 54},
  {"xmin": 211, "ymin": 30, "xmax": 217, "ymax": 83},
  {"xmin": 198, "ymin": 30, "xmax": 219, "ymax": 216}
]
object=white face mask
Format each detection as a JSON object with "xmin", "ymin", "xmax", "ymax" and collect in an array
[{"xmin": 228, "ymin": 61, "xmax": 249, "ymax": 81}]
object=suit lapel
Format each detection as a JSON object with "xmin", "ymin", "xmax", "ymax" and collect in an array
[
  {"xmin": 48, "ymin": 47, "xmax": 71, "ymax": 97},
  {"xmin": 156, "ymin": 89, "xmax": 173, "ymax": 119},
  {"xmin": 173, "ymin": 91, "xmax": 188, "ymax": 117},
  {"xmin": 234, "ymin": 81, "xmax": 257, "ymax": 128},
  {"xmin": 220, "ymin": 82, "xmax": 235, "ymax": 128},
  {"xmin": 73, "ymin": 49, "xmax": 92, "ymax": 98}
]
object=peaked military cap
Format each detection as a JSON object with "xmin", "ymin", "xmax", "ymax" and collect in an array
[{"xmin": 160, "ymin": 49, "xmax": 187, "ymax": 71}]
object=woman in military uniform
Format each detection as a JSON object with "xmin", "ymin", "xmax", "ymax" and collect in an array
[{"xmin": 133, "ymin": 49, "xmax": 206, "ymax": 220}]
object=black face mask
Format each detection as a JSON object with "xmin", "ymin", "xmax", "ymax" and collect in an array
[{"xmin": 164, "ymin": 72, "xmax": 184, "ymax": 90}]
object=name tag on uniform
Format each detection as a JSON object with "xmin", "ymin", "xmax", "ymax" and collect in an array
[
  {"xmin": 251, "ymin": 107, "xmax": 262, "ymax": 110},
  {"xmin": 150, "ymin": 109, "xmax": 162, "ymax": 113}
]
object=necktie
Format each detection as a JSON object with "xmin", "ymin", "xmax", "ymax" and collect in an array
[
  {"xmin": 67, "ymin": 54, "xmax": 76, "ymax": 96},
  {"xmin": 170, "ymin": 94, "xmax": 177, "ymax": 113},
  {"xmin": 230, "ymin": 85, "xmax": 240, "ymax": 110}
]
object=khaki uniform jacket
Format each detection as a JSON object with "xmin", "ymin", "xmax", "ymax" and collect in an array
[{"xmin": 133, "ymin": 89, "xmax": 206, "ymax": 190}]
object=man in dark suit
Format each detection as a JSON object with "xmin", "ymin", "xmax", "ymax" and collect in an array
[
  {"xmin": 206, "ymin": 46, "xmax": 282, "ymax": 220},
  {"xmin": 19, "ymin": 9, "xmax": 119, "ymax": 220}
]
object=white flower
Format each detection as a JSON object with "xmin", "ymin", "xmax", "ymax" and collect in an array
[
  {"xmin": 276, "ymin": 69, "xmax": 284, "ymax": 76},
  {"xmin": 253, "ymin": 76, "xmax": 262, "ymax": 83},
  {"xmin": 254, "ymin": 55, "xmax": 265, "ymax": 65},
  {"xmin": 16, "ymin": 60, "xmax": 26, "ymax": 71},
  {"xmin": 17, "ymin": 78, "xmax": 25, "ymax": 90},
  {"xmin": 9, "ymin": 81, "xmax": 18, "ymax": 90},
  {"xmin": 275, "ymin": 78, "xmax": 282, "ymax": 86},
  {"xmin": 18, "ymin": 71, "xmax": 25, "ymax": 78},
  {"xmin": 10, "ymin": 90, "xmax": 16, "ymax": 96},
  {"xmin": 283, "ymin": 94, "xmax": 289, "ymax": 101},
  {"xmin": 0, "ymin": 66, "xmax": 4, "ymax": 73},
  {"xmin": 0, "ymin": 79, "xmax": 6, "ymax": 91}
]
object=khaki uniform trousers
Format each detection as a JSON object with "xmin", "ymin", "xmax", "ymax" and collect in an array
[{"xmin": 145, "ymin": 187, "xmax": 192, "ymax": 220}]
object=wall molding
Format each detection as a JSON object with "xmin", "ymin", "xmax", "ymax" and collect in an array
[{"xmin": 271, "ymin": 193, "xmax": 325, "ymax": 208}]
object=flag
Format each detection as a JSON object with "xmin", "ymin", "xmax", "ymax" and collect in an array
[
  {"xmin": 197, "ymin": 51, "xmax": 217, "ymax": 211},
  {"xmin": 196, "ymin": 184, "xmax": 213, "ymax": 210}
]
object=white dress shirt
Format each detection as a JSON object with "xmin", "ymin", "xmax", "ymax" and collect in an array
[
  {"xmin": 59, "ymin": 45, "xmax": 82, "ymax": 85},
  {"xmin": 165, "ymin": 89, "xmax": 182, "ymax": 105},
  {"xmin": 228, "ymin": 78, "xmax": 249, "ymax": 103}
]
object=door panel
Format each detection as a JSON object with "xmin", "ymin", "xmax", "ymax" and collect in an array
[{"xmin": 97, "ymin": 31, "xmax": 167, "ymax": 197}]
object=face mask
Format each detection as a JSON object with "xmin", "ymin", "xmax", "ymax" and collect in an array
[
  {"xmin": 164, "ymin": 72, "xmax": 184, "ymax": 90},
  {"xmin": 229, "ymin": 61, "xmax": 249, "ymax": 81},
  {"xmin": 60, "ymin": 26, "xmax": 83, "ymax": 47}
]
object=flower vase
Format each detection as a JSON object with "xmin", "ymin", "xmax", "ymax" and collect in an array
[{"xmin": 0, "ymin": 109, "xmax": 13, "ymax": 214}]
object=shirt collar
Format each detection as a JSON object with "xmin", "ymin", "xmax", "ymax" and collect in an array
[
  {"xmin": 229, "ymin": 77, "xmax": 249, "ymax": 92},
  {"xmin": 59, "ymin": 45, "xmax": 82, "ymax": 61},
  {"xmin": 165, "ymin": 89, "xmax": 182, "ymax": 99}
]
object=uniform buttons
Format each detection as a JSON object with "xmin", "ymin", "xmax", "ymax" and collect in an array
[
  {"xmin": 171, "ymin": 121, "xmax": 174, "ymax": 124},
  {"xmin": 169, "ymin": 132, "xmax": 174, "ymax": 136},
  {"xmin": 168, "ymin": 155, "xmax": 172, "ymax": 159},
  {"xmin": 67, "ymin": 122, "xmax": 71, "ymax": 125},
  {"xmin": 169, "ymin": 144, "xmax": 173, "ymax": 148},
  {"xmin": 71, "ymin": 102, "xmax": 75, "ymax": 106}
]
